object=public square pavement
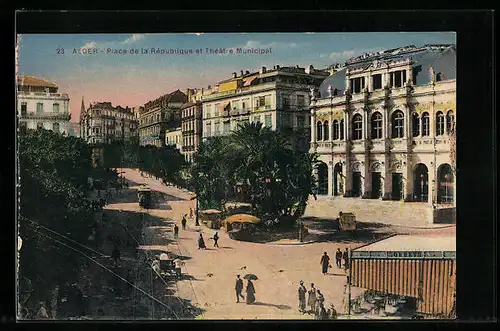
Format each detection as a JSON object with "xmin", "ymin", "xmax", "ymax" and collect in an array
[{"xmin": 107, "ymin": 168, "xmax": 455, "ymax": 320}]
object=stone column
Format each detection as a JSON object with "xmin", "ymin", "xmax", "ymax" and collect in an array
[
  {"xmin": 344, "ymin": 110, "xmax": 350, "ymax": 141},
  {"xmin": 362, "ymin": 159, "xmax": 371, "ymax": 199},
  {"xmin": 368, "ymin": 73, "xmax": 373, "ymax": 92},
  {"xmin": 404, "ymin": 157, "xmax": 413, "ymax": 201},
  {"xmin": 310, "ymin": 109, "xmax": 317, "ymax": 144},
  {"xmin": 382, "ymin": 157, "xmax": 392, "ymax": 200},
  {"xmin": 428, "ymin": 161, "xmax": 436, "ymax": 206},
  {"xmin": 327, "ymin": 162, "xmax": 334, "ymax": 197},
  {"xmin": 343, "ymin": 159, "xmax": 352, "ymax": 197},
  {"xmin": 404, "ymin": 104, "xmax": 410, "ymax": 139}
]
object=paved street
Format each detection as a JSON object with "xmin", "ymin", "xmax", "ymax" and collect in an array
[{"xmin": 106, "ymin": 168, "xmax": 455, "ymax": 320}]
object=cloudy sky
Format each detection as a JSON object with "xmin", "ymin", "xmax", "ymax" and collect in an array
[{"xmin": 17, "ymin": 32, "xmax": 455, "ymax": 122}]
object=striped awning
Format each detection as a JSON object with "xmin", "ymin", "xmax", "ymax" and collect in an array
[{"xmin": 243, "ymin": 76, "xmax": 257, "ymax": 86}]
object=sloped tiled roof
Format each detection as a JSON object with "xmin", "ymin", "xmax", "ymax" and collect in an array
[{"xmin": 18, "ymin": 75, "xmax": 57, "ymax": 88}]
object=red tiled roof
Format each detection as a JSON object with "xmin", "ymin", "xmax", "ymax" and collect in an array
[{"xmin": 17, "ymin": 75, "xmax": 57, "ymax": 88}]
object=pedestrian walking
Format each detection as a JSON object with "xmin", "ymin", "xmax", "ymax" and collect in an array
[
  {"xmin": 173, "ymin": 224, "xmax": 179, "ymax": 239},
  {"xmin": 335, "ymin": 248, "xmax": 343, "ymax": 268},
  {"xmin": 320, "ymin": 252, "xmax": 330, "ymax": 275},
  {"xmin": 198, "ymin": 233, "xmax": 206, "ymax": 250},
  {"xmin": 343, "ymin": 248, "xmax": 350, "ymax": 269},
  {"xmin": 235, "ymin": 275, "xmax": 245, "ymax": 303},
  {"xmin": 213, "ymin": 232, "xmax": 219, "ymax": 247},
  {"xmin": 298, "ymin": 280, "xmax": 307, "ymax": 313},
  {"xmin": 246, "ymin": 279, "xmax": 256, "ymax": 304},
  {"xmin": 189, "ymin": 207, "xmax": 194, "ymax": 220},
  {"xmin": 181, "ymin": 215, "xmax": 187, "ymax": 230},
  {"xmin": 307, "ymin": 283, "xmax": 317, "ymax": 314}
]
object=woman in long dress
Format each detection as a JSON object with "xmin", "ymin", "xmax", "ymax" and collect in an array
[
  {"xmin": 198, "ymin": 233, "xmax": 206, "ymax": 249},
  {"xmin": 307, "ymin": 283, "xmax": 317, "ymax": 314},
  {"xmin": 246, "ymin": 279, "xmax": 256, "ymax": 304}
]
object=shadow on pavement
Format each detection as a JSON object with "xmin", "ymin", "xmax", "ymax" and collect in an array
[
  {"xmin": 169, "ymin": 254, "xmax": 192, "ymax": 261},
  {"xmin": 178, "ymin": 274, "xmax": 204, "ymax": 281},
  {"xmin": 252, "ymin": 302, "xmax": 291, "ymax": 310}
]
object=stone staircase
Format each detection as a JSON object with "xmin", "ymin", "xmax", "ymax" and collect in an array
[{"xmin": 303, "ymin": 196, "xmax": 436, "ymax": 227}]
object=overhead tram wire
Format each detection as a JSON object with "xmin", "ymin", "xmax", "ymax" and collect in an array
[
  {"xmin": 22, "ymin": 216, "xmax": 180, "ymax": 320},
  {"xmin": 21, "ymin": 216, "xmax": 107, "ymax": 258},
  {"xmin": 29, "ymin": 226, "xmax": 180, "ymax": 319},
  {"xmin": 136, "ymin": 174, "xmax": 199, "ymax": 318}
]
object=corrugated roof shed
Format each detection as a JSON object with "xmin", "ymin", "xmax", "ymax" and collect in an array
[{"xmin": 354, "ymin": 235, "xmax": 456, "ymax": 252}]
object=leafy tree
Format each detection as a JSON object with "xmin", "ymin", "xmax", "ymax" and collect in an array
[
  {"xmin": 18, "ymin": 129, "xmax": 103, "ymax": 315},
  {"xmin": 191, "ymin": 122, "xmax": 318, "ymax": 219}
]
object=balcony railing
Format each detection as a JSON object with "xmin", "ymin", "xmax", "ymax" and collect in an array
[
  {"xmin": 21, "ymin": 112, "xmax": 70, "ymax": 120},
  {"xmin": 18, "ymin": 92, "xmax": 70, "ymax": 99}
]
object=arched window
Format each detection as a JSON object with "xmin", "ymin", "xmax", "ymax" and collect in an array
[
  {"xmin": 352, "ymin": 114, "xmax": 363, "ymax": 140},
  {"xmin": 316, "ymin": 121, "xmax": 323, "ymax": 141},
  {"xmin": 340, "ymin": 119, "xmax": 344, "ymax": 140},
  {"xmin": 422, "ymin": 112, "xmax": 430, "ymax": 136},
  {"xmin": 371, "ymin": 112, "xmax": 383, "ymax": 139},
  {"xmin": 323, "ymin": 121, "xmax": 329, "ymax": 140},
  {"xmin": 333, "ymin": 120, "xmax": 340, "ymax": 140},
  {"xmin": 436, "ymin": 111, "xmax": 445, "ymax": 136},
  {"xmin": 391, "ymin": 110, "xmax": 404, "ymax": 138},
  {"xmin": 446, "ymin": 110, "xmax": 455, "ymax": 135},
  {"xmin": 412, "ymin": 112, "xmax": 420, "ymax": 137}
]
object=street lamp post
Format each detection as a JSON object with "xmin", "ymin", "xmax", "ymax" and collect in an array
[{"xmin": 195, "ymin": 194, "xmax": 199, "ymax": 226}]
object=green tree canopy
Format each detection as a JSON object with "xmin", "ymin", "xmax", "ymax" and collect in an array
[
  {"xmin": 18, "ymin": 129, "xmax": 104, "ymax": 309},
  {"xmin": 191, "ymin": 122, "xmax": 318, "ymax": 218}
]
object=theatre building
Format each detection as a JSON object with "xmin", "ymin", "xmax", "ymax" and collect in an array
[{"xmin": 308, "ymin": 45, "xmax": 456, "ymax": 225}]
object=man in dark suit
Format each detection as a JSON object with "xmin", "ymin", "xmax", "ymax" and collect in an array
[
  {"xmin": 343, "ymin": 248, "xmax": 350, "ymax": 269},
  {"xmin": 235, "ymin": 275, "xmax": 244, "ymax": 303}
]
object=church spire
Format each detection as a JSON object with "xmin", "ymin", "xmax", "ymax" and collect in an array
[{"xmin": 80, "ymin": 96, "xmax": 85, "ymax": 115}]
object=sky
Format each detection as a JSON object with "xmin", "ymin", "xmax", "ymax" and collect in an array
[{"xmin": 17, "ymin": 32, "xmax": 456, "ymax": 123}]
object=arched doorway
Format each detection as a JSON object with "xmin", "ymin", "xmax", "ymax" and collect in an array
[
  {"xmin": 413, "ymin": 163, "xmax": 429, "ymax": 202},
  {"xmin": 437, "ymin": 164, "xmax": 454, "ymax": 204},
  {"xmin": 316, "ymin": 162, "xmax": 328, "ymax": 195},
  {"xmin": 333, "ymin": 163, "xmax": 343, "ymax": 196}
]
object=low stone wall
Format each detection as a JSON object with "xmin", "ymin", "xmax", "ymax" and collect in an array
[{"xmin": 303, "ymin": 196, "xmax": 443, "ymax": 227}]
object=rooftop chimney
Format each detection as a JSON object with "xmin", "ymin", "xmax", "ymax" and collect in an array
[
  {"xmin": 240, "ymin": 70, "xmax": 244, "ymax": 76},
  {"xmin": 259, "ymin": 66, "xmax": 267, "ymax": 74},
  {"xmin": 276, "ymin": 65, "xmax": 280, "ymax": 69},
  {"xmin": 245, "ymin": 70, "xmax": 250, "ymax": 74},
  {"xmin": 233, "ymin": 72, "xmax": 237, "ymax": 78},
  {"xmin": 208, "ymin": 85, "xmax": 211, "ymax": 89}
]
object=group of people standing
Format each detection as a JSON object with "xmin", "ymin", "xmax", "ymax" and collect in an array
[
  {"xmin": 235, "ymin": 275, "xmax": 256, "ymax": 304},
  {"xmin": 174, "ymin": 208, "xmax": 220, "ymax": 249},
  {"xmin": 320, "ymin": 248, "xmax": 350, "ymax": 275},
  {"xmin": 298, "ymin": 281, "xmax": 337, "ymax": 319}
]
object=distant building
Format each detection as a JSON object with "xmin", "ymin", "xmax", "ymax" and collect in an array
[
  {"xmin": 200, "ymin": 65, "xmax": 329, "ymax": 151},
  {"xmin": 139, "ymin": 90, "xmax": 187, "ymax": 147},
  {"xmin": 180, "ymin": 100, "xmax": 203, "ymax": 163},
  {"xmin": 308, "ymin": 44, "xmax": 456, "ymax": 224},
  {"xmin": 67, "ymin": 122, "xmax": 80, "ymax": 137},
  {"xmin": 165, "ymin": 127, "xmax": 182, "ymax": 151},
  {"xmin": 17, "ymin": 76, "xmax": 71, "ymax": 135},
  {"xmin": 80, "ymin": 100, "xmax": 138, "ymax": 144},
  {"xmin": 133, "ymin": 106, "xmax": 144, "ymax": 120}
]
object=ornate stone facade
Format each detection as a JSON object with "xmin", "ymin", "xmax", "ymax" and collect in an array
[{"xmin": 310, "ymin": 45, "xmax": 456, "ymax": 222}]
